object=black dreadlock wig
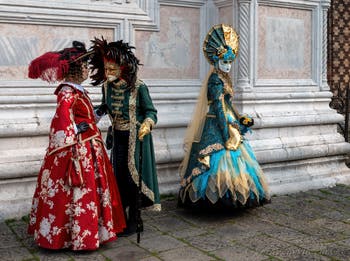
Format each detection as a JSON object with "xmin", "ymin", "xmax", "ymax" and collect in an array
[{"xmin": 89, "ymin": 37, "xmax": 141, "ymax": 89}]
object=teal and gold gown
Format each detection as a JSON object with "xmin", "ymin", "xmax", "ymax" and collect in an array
[{"xmin": 179, "ymin": 70, "xmax": 270, "ymax": 207}]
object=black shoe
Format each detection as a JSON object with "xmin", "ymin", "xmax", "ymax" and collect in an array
[{"xmin": 117, "ymin": 226, "xmax": 137, "ymax": 237}]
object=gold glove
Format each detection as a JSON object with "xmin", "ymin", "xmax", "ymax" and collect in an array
[
  {"xmin": 225, "ymin": 125, "xmax": 242, "ymax": 150},
  {"xmin": 138, "ymin": 118, "xmax": 154, "ymax": 141}
]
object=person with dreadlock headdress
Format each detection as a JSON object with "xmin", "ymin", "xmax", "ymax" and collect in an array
[
  {"xmin": 27, "ymin": 41, "xmax": 126, "ymax": 250},
  {"xmin": 90, "ymin": 37, "xmax": 160, "ymax": 236}
]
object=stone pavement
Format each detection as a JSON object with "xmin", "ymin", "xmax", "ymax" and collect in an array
[{"xmin": 1, "ymin": 185, "xmax": 350, "ymax": 261}]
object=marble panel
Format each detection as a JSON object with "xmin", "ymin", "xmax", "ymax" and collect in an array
[
  {"xmin": 258, "ymin": 6, "xmax": 312, "ymax": 79},
  {"xmin": 0, "ymin": 23, "xmax": 113, "ymax": 81},
  {"xmin": 218, "ymin": 5, "xmax": 233, "ymax": 25},
  {"xmin": 136, "ymin": 5, "xmax": 200, "ymax": 79}
]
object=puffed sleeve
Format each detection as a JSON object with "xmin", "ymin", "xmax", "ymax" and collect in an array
[
  {"xmin": 138, "ymin": 82, "xmax": 158, "ymax": 127},
  {"xmin": 48, "ymin": 85, "xmax": 77, "ymax": 154},
  {"xmin": 207, "ymin": 73, "xmax": 229, "ymax": 142}
]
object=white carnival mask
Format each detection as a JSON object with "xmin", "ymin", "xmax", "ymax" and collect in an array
[{"xmin": 218, "ymin": 59, "xmax": 232, "ymax": 73}]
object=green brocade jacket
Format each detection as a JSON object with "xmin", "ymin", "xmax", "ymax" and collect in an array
[{"xmin": 101, "ymin": 78, "xmax": 160, "ymax": 209}]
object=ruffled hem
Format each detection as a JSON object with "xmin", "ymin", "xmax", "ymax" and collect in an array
[{"xmin": 180, "ymin": 142, "xmax": 270, "ymax": 207}]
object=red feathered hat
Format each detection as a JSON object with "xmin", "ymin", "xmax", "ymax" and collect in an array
[{"xmin": 28, "ymin": 41, "xmax": 91, "ymax": 83}]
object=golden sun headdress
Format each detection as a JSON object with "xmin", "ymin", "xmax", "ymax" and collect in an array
[{"xmin": 203, "ymin": 24, "xmax": 239, "ymax": 64}]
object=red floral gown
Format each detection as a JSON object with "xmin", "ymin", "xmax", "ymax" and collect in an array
[{"xmin": 28, "ymin": 82, "xmax": 126, "ymax": 250}]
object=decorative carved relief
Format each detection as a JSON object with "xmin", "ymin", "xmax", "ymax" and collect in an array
[{"xmin": 237, "ymin": 0, "xmax": 250, "ymax": 89}]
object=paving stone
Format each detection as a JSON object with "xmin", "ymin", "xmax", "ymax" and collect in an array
[
  {"xmin": 102, "ymin": 244, "xmax": 150, "ymax": 261},
  {"xmin": 139, "ymin": 256, "xmax": 162, "ymax": 261},
  {"xmin": 307, "ymin": 218, "xmax": 350, "ymax": 235},
  {"xmin": 263, "ymin": 226, "xmax": 310, "ymax": 243},
  {"xmin": 235, "ymin": 234, "xmax": 294, "ymax": 254},
  {"xmin": 186, "ymin": 233, "xmax": 233, "ymax": 252},
  {"xmin": 127, "ymin": 224, "xmax": 163, "ymax": 241},
  {"xmin": 33, "ymin": 248, "xmax": 72, "ymax": 261},
  {"xmin": 2, "ymin": 185, "xmax": 350, "ymax": 261},
  {"xmin": 157, "ymin": 198, "xmax": 178, "ymax": 213},
  {"xmin": 159, "ymin": 246, "xmax": 213, "ymax": 261},
  {"xmin": 268, "ymin": 215, "xmax": 311, "ymax": 231},
  {"xmin": 0, "ymin": 223, "xmax": 22, "ymax": 248},
  {"xmin": 268, "ymin": 245, "xmax": 330, "ymax": 261},
  {"xmin": 99, "ymin": 236, "xmax": 132, "ymax": 249},
  {"xmin": 329, "ymin": 185, "xmax": 350, "ymax": 196},
  {"xmin": 0, "ymin": 246, "xmax": 34, "ymax": 261},
  {"xmin": 337, "ymin": 237, "xmax": 350, "ymax": 247},
  {"xmin": 302, "ymin": 227, "xmax": 348, "ymax": 242},
  {"xmin": 68, "ymin": 251, "xmax": 106, "ymax": 261},
  {"xmin": 213, "ymin": 223, "xmax": 262, "ymax": 241},
  {"xmin": 21, "ymin": 236, "xmax": 40, "ymax": 252},
  {"xmin": 254, "ymin": 209, "xmax": 284, "ymax": 223},
  {"xmin": 150, "ymin": 215, "xmax": 193, "ymax": 233},
  {"xmin": 169, "ymin": 226, "xmax": 207, "ymax": 239},
  {"xmin": 233, "ymin": 217, "xmax": 281, "ymax": 233},
  {"xmin": 178, "ymin": 209, "xmax": 240, "ymax": 228},
  {"xmin": 8, "ymin": 220, "xmax": 30, "ymax": 240},
  {"xmin": 211, "ymin": 245, "xmax": 268, "ymax": 261},
  {"xmin": 318, "ymin": 242, "xmax": 350, "ymax": 260},
  {"xmin": 138, "ymin": 234, "xmax": 186, "ymax": 253},
  {"xmin": 321, "ymin": 210, "xmax": 350, "ymax": 221}
]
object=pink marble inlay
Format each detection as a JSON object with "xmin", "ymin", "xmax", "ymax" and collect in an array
[
  {"xmin": 258, "ymin": 6, "xmax": 312, "ymax": 79},
  {"xmin": 135, "ymin": 5, "xmax": 200, "ymax": 79},
  {"xmin": 219, "ymin": 5, "xmax": 234, "ymax": 26},
  {"xmin": 0, "ymin": 23, "xmax": 113, "ymax": 81}
]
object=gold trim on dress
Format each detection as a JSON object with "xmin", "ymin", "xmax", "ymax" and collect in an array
[{"xmin": 127, "ymin": 79, "xmax": 155, "ymax": 203}]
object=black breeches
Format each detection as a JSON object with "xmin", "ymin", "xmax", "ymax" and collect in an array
[{"xmin": 112, "ymin": 130, "xmax": 138, "ymax": 209}]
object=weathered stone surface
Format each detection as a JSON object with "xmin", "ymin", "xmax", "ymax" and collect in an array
[
  {"xmin": 139, "ymin": 256, "xmax": 162, "ymax": 261},
  {"xmin": 159, "ymin": 246, "xmax": 213, "ymax": 261},
  {"xmin": 211, "ymin": 245, "xmax": 267, "ymax": 261},
  {"xmin": 102, "ymin": 245, "xmax": 150, "ymax": 261},
  {"xmin": 68, "ymin": 251, "xmax": 106, "ymax": 261},
  {"xmin": 186, "ymin": 233, "xmax": 233, "ymax": 252},
  {"xmin": 138, "ymin": 234, "xmax": 186, "ymax": 253},
  {"xmin": 34, "ymin": 250, "xmax": 73, "ymax": 261},
  {"xmin": 268, "ymin": 245, "xmax": 329, "ymax": 261},
  {"xmin": 235, "ymin": 234, "xmax": 294, "ymax": 254},
  {"xmin": 149, "ymin": 215, "xmax": 193, "ymax": 233},
  {"xmin": 8, "ymin": 220, "xmax": 30, "ymax": 240},
  {"xmin": 0, "ymin": 247, "xmax": 34, "ymax": 261},
  {"xmin": 2, "ymin": 186, "xmax": 350, "ymax": 261},
  {"xmin": 169, "ymin": 227, "xmax": 206, "ymax": 239},
  {"xmin": 0, "ymin": 223, "xmax": 22, "ymax": 248}
]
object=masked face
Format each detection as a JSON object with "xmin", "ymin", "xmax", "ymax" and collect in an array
[
  {"xmin": 81, "ymin": 62, "xmax": 89, "ymax": 81},
  {"xmin": 104, "ymin": 61, "xmax": 121, "ymax": 82},
  {"xmin": 218, "ymin": 59, "xmax": 232, "ymax": 73}
]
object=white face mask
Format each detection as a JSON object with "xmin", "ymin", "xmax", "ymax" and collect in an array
[
  {"xmin": 218, "ymin": 59, "xmax": 232, "ymax": 73},
  {"xmin": 107, "ymin": 75, "xmax": 118, "ymax": 82}
]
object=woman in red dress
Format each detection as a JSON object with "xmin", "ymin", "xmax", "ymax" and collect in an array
[{"xmin": 27, "ymin": 41, "xmax": 126, "ymax": 250}]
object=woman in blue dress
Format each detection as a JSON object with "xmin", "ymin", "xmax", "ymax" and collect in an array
[{"xmin": 179, "ymin": 24, "xmax": 270, "ymax": 208}]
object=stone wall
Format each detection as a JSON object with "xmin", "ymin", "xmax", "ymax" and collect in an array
[{"xmin": 1, "ymin": 0, "xmax": 350, "ymax": 220}]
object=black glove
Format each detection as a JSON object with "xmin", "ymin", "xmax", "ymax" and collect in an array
[
  {"xmin": 95, "ymin": 104, "xmax": 108, "ymax": 117},
  {"xmin": 239, "ymin": 116, "xmax": 254, "ymax": 127},
  {"xmin": 76, "ymin": 121, "xmax": 89, "ymax": 134}
]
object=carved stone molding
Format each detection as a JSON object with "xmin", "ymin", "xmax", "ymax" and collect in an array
[
  {"xmin": 237, "ymin": 0, "xmax": 252, "ymax": 91},
  {"xmin": 0, "ymin": 0, "xmax": 160, "ymax": 37},
  {"xmin": 321, "ymin": 2, "xmax": 330, "ymax": 90}
]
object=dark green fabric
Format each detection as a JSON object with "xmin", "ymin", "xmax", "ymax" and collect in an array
[
  {"xmin": 101, "ymin": 79, "xmax": 160, "ymax": 205},
  {"xmin": 197, "ymin": 73, "xmax": 229, "ymax": 156},
  {"xmin": 183, "ymin": 72, "xmax": 235, "ymax": 180}
]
